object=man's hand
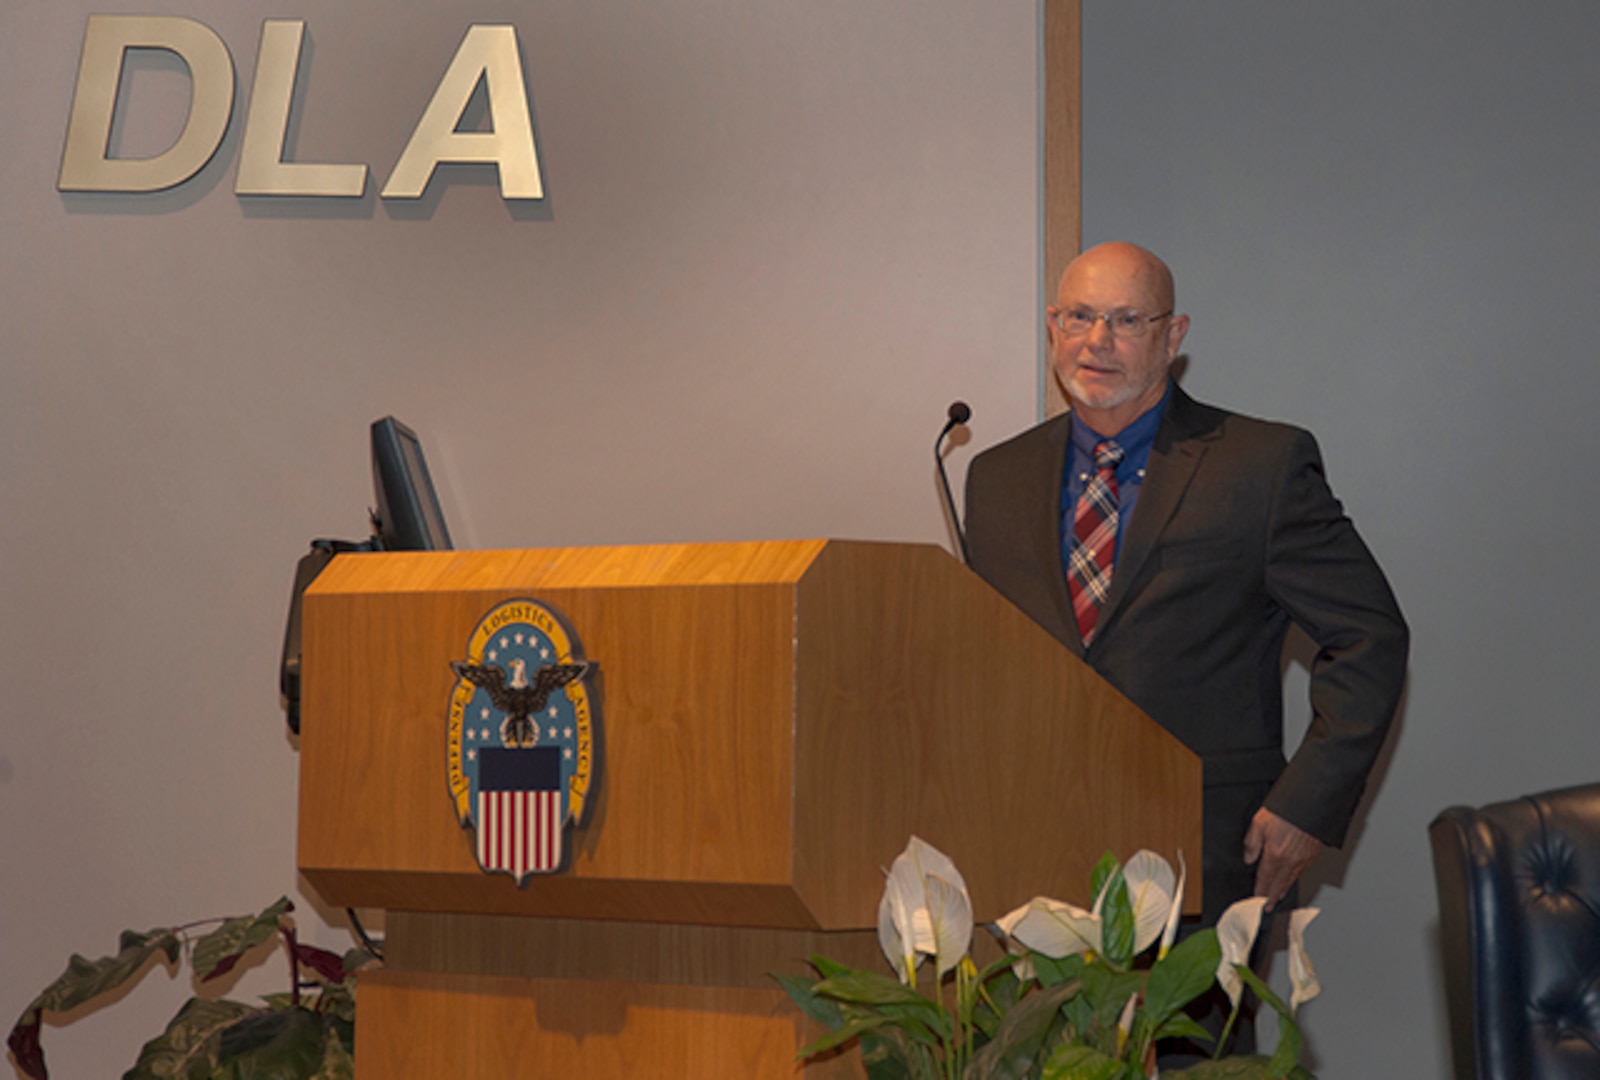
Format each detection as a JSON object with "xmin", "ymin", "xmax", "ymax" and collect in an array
[{"xmin": 1242, "ymin": 808, "xmax": 1323, "ymax": 911}]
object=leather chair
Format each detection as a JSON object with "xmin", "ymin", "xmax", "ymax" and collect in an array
[{"xmin": 1429, "ymin": 782, "xmax": 1600, "ymax": 1079}]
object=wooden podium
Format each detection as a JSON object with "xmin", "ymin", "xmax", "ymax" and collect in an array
[{"xmin": 297, "ymin": 539, "xmax": 1200, "ymax": 1078}]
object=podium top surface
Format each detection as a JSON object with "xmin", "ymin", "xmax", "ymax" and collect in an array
[{"xmin": 306, "ymin": 538, "xmax": 838, "ymax": 595}]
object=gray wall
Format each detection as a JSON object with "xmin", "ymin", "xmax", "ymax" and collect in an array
[
  {"xmin": 0, "ymin": 5, "xmax": 1039, "ymax": 1076},
  {"xmin": 1083, "ymin": 2, "xmax": 1600, "ymax": 1075}
]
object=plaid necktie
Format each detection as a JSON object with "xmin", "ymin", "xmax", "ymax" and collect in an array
[{"xmin": 1068, "ymin": 440, "xmax": 1124, "ymax": 646}]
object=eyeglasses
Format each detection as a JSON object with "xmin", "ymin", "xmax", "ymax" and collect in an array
[{"xmin": 1049, "ymin": 307, "xmax": 1173, "ymax": 339}]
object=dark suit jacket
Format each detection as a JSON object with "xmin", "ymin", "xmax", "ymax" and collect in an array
[{"xmin": 965, "ymin": 384, "xmax": 1408, "ymax": 921}]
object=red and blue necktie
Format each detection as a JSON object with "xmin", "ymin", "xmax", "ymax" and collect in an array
[{"xmin": 1068, "ymin": 439, "xmax": 1124, "ymax": 646}]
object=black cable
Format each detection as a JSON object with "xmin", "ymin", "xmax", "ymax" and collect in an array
[{"xmin": 346, "ymin": 907, "xmax": 384, "ymax": 962}]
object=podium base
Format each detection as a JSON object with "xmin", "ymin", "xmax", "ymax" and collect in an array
[
  {"xmin": 356, "ymin": 971, "xmax": 858, "ymax": 1078},
  {"xmin": 355, "ymin": 913, "xmax": 879, "ymax": 1078}
]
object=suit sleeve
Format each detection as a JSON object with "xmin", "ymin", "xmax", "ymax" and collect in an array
[{"xmin": 1259, "ymin": 430, "xmax": 1409, "ymax": 847}]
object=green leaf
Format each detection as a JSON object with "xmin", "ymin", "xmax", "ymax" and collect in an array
[
  {"xmin": 813, "ymin": 969, "xmax": 946, "ymax": 1032},
  {"xmin": 772, "ymin": 971, "xmax": 845, "ymax": 1030},
  {"xmin": 1063, "ymin": 994, "xmax": 1094, "ymax": 1041},
  {"xmin": 802, "ymin": 955, "xmax": 953, "ymax": 1049},
  {"xmin": 970, "ymin": 967, "xmax": 1023, "ymax": 1040},
  {"xmin": 1143, "ymin": 929, "xmax": 1220, "ymax": 1024},
  {"xmin": 978, "ymin": 951, "xmax": 1025, "ymax": 983},
  {"xmin": 8, "ymin": 927, "xmax": 182, "ymax": 1080},
  {"xmin": 311, "ymin": 981, "xmax": 357, "ymax": 1026},
  {"xmin": 122, "ymin": 997, "xmax": 255, "ymax": 1080},
  {"xmin": 324, "ymin": 1013, "xmax": 355, "ymax": 1059},
  {"xmin": 194, "ymin": 898, "xmax": 293, "ymax": 983},
  {"xmin": 810, "ymin": 954, "xmax": 857, "ymax": 980},
  {"xmin": 861, "ymin": 1025, "xmax": 926, "ymax": 1080},
  {"xmin": 1079, "ymin": 965, "xmax": 1142, "ymax": 1030},
  {"xmin": 1267, "ymin": 1010, "xmax": 1305, "ymax": 1078},
  {"xmin": 1091, "ymin": 863, "xmax": 1135, "ymax": 969},
  {"xmin": 965, "ymin": 979, "xmax": 1080, "ymax": 1080},
  {"xmin": 1152, "ymin": 1012, "xmax": 1214, "ymax": 1044},
  {"xmin": 33, "ymin": 929, "xmax": 183, "ymax": 1015},
  {"xmin": 796, "ymin": 1014, "xmax": 899, "ymax": 1059},
  {"xmin": 340, "ymin": 948, "xmax": 377, "ymax": 978},
  {"xmin": 1039, "ymin": 1042, "xmax": 1125, "ymax": 1080},
  {"xmin": 213, "ymin": 1006, "xmax": 324, "ymax": 1079},
  {"xmin": 1233, "ymin": 967, "xmax": 1293, "ymax": 1021},
  {"xmin": 1089, "ymin": 853, "xmax": 1121, "ymax": 903},
  {"xmin": 1230, "ymin": 962, "xmax": 1310, "ymax": 1078},
  {"xmin": 872, "ymin": 1002, "xmax": 947, "ymax": 1047},
  {"xmin": 308, "ymin": 1024, "xmax": 355, "ymax": 1080},
  {"xmin": 1033, "ymin": 952, "xmax": 1086, "ymax": 988}
]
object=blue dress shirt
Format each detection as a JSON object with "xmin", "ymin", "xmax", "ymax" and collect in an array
[{"xmin": 1061, "ymin": 380, "xmax": 1172, "ymax": 571}]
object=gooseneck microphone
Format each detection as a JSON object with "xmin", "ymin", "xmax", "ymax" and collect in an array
[{"xmin": 935, "ymin": 400, "xmax": 972, "ymax": 565}]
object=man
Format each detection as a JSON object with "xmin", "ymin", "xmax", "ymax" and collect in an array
[{"xmin": 965, "ymin": 242, "xmax": 1407, "ymax": 925}]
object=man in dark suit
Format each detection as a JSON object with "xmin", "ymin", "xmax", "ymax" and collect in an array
[{"xmin": 965, "ymin": 242, "xmax": 1408, "ymax": 925}]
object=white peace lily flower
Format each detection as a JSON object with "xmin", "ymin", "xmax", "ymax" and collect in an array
[
  {"xmin": 1215, "ymin": 896, "xmax": 1268, "ymax": 1009},
  {"xmin": 1122, "ymin": 850, "xmax": 1177, "ymax": 955},
  {"xmin": 1288, "ymin": 907, "xmax": 1322, "ymax": 1013},
  {"xmin": 1116, "ymin": 990, "xmax": 1139, "ymax": 1056},
  {"xmin": 877, "ymin": 881, "xmax": 918, "ymax": 984},
  {"xmin": 1004, "ymin": 944, "xmax": 1036, "ymax": 982},
  {"xmin": 994, "ymin": 901, "xmax": 1037, "ymax": 980},
  {"xmin": 876, "ymin": 836, "xmax": 972, "ymax": 983},
  {"xmin": 1004, "ymin": 896, "xmax": 1103, "ymax": 959},
  {"xmin": 995, "ymin": 899, "xmax": 1028, "ymax": 939},
  {"xmin": 922, "ymin": 872, "xmax": 973, "ymax": 978},
  {"xmin": 1157, "ymin": 852, "xmax": 1187, "ymax": 960}
]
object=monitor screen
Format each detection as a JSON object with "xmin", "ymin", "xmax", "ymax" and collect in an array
[{"xmin": 370, "ymin": 416, "xmax": 453, "ymax": 551}]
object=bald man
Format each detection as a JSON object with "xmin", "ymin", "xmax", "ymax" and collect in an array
[{"xmin": 965, "ymin": 242, "xmax": 1408, "ymax": 924}]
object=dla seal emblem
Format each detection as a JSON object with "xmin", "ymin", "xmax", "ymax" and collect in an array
[{"xmin": 446, "ymin": 598, "xmax": 600, "ymax": 882}]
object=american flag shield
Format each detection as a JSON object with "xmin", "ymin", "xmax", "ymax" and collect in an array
[
  {"xmin": 475, "ymin": 747, "xmax": 564, "ymax": 880},
  {"xmin": 447, "ymin": 599, "xmax": 600, "ymax": 881}
]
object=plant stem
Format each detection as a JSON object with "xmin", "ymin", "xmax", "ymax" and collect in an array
[
  {"xmin": 281, "ymin": 925, "xmax": 300, "ymax": 1007},
  {"xmin": 1213, "ymin": 1003, "xmax": 1240, "ymax": 1061}
]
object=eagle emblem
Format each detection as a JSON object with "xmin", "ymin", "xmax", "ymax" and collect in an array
[
  {"xmin": 446, "ymin": 599, "xmax": 601, "ymax": 882},
  {"xmin": 450, "ymin": 657, "xmax": 590, "ymax": 748}
]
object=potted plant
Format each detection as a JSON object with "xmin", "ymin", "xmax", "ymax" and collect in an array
[
  {"xmin": 776, "ymin": 837, "xmax": 1320, "ymax": 1080},
  {"xmin": 7, "ymin": 898, "xmax": 376, "ymax": 1080}
]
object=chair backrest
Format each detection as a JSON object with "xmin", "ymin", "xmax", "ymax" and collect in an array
[{"xmin": 1428, "ymin": 782, "xmax": 1600, "ymax": 1080}]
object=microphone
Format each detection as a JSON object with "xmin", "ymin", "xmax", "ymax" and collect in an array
[{"xmin": 935, "ymin": 401, "xmax": 972, "ymax": 565}]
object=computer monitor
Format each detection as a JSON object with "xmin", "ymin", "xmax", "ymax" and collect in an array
[
  {"xmin": 280, "ymin": 416, "xmax": 453, "ymax": 733},
  {"xmin": 369, "ymin": 416, "xmax": 453, "ymax": 551}
]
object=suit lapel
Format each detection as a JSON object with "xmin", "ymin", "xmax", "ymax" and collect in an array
[
  {"xmin": 1021, "ymin": 414, "xmax": 1084, "ymax": 658},
  {"xmin": 1093, "ymin": 386, "xmax": 1215, "ymax": 640}
]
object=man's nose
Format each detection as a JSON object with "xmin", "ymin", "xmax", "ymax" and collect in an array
[{"xmin": 1084, "ymin": 316, "xmax": 1116, "ymax": 347}]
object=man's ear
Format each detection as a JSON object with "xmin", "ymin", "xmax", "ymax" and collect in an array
[{"xmin": 1165, "ymin": 313, "xmax": 1191, "ymax": 359}]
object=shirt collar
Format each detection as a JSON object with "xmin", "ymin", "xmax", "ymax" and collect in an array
[{"xmin": 1069, "ymin": 379, "xmax": 1172, "ymax": 465}]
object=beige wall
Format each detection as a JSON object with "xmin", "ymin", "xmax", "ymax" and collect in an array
[{"xmin": 0, "ymin": 5, "xmax": 1042, "ymax": 1076}]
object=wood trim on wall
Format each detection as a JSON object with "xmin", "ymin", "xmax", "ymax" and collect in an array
[{"xmin": 1044, "ymin": 0, "xmax": 1080, "ymax": 417}]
